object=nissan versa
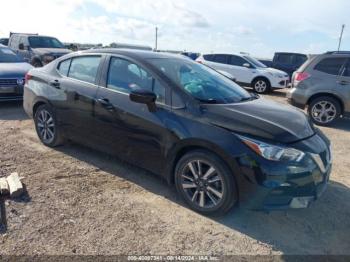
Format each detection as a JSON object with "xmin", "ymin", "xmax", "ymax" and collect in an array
[{"xmin": 23, "ymin": 49, "xmax": 332, "ymax": 215}]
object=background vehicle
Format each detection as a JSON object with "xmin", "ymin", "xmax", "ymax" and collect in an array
[
  {"xmin": 287, "ymin": 51, "xmax": 350, "ymax": 126},
  {"xmin": 196, "ymin": 53, "xmax": 289, "ymax": 93},
  {"xmin": 0, "ymin": 38, "xmax": 9, "ymax": 46},
  {"xmin": 24, "ymin": 49, "xmax": 331, "ymax": 215},
  {"xmin": 259, "ymin": 52, "xmax": 308, "ymax": 78},
  {"xmin": 0, "ymin": 44, "xmax": 33, "ymax": 101},
  {"xmin": 8, "ymin": 33, "xmax": 71, "ymax": 67}
]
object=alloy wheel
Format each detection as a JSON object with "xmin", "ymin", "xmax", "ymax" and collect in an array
[
  {"xmin": 180, "ymin": 160, "xmax": 224, "ymax": 209},
  {"xmin": 311, "ymin": 101, "xmax": 337, "ymax": 124},
  {"xmin": 254, "ymin": 80, "xmax": 267, "ymax": 93},
  {"xmin": 37, "ymin": 109, "xmax": 55, "ymax": 144}
]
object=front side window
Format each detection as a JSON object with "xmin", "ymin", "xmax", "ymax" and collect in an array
[
  {"xmin": 314, "ymin": 58, "xmax": 347, "ymax": 75},
  {"xmin": 342, "ymin": 61, "xmax": 350, "ymax": 77},
  {"xmin": 276, "ymin": 54, "xmax": 292, "ymax": 64},
  {"xmin": 147, "ymin": 58, "xmax": 252, "ymax": 104},
  {"xmin": 68, "ymin": 56, "xmax": 101, "ymax": 84},
  {"xmin": 230, "ymin": 55, "xmax": 249, "ymax": 67},
  {"xmin": 107, "ymin": 57, "xmax": 165, "ymax": 103},
  {"xmin": 58, "ymin": 59, "xmax": 71, "ymax": 76},
  {"xmin": 294, "ymin": 55, "xmax": 307, "ymax": 67}
]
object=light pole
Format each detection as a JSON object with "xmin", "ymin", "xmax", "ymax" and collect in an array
[
  {"xmin": 338, "ymin": 24, "xmax": 345, "ymax": 51},
  {"xmin": 155, "ymin": 27, "xmax": 158, "ymax": 51}
]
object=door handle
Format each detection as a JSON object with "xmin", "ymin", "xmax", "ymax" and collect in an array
[
  {"xmin": 337, "ymin": 80, "xmax": 350, "ymax": 85},
  {"xmin": 49, "ymin": 80, "xmax": 60, "ymax": 89},
  {"xmin": 97, "ymin": 98, "xmax": 115, "ymax": 111}
]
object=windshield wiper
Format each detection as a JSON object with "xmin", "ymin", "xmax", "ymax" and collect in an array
[{"xmin": 197, "ymin": 98, "xmax": 218, "ymax": 104}]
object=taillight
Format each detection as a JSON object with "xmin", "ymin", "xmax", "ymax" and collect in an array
[
  {"xmin": 25, "ymin": 73, "xmax": 32, "ymax": 84},
  {"xmin": 295, "ymin": 72, "xmax": 310, "ymax": 82}
]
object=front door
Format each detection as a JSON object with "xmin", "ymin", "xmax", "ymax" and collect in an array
[{"xmin": 93, "ymin": 56, "xmax": 170, "ymax": 173}]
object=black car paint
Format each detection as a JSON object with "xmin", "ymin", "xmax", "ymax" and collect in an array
[{"xmin": 23, "ymin": 49, "xmax": 331, "ymax": 210}]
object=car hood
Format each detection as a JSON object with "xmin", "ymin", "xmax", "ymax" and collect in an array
[
  {"xmin": 0, "ymin": 62, "xmax": 33, "ymax": 78},
  {"xmin": 33, "ymin": 48, "xmax": 72, "ymax": 55},
  {"xmin": 202, "ymin": 97, "xmax": 315, "ymax": 144},
  {"xmin": 264, "ymin": 67, "xmax": 289, "ymax": 76}
]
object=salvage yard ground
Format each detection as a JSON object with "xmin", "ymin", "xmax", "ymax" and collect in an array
[{"xmin": 0, "ymin": 90, "xmax": 350, "ymax": 255}]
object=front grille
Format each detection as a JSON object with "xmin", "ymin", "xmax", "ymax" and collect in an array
[{"xmin": 0, "ymin": 79, "xmax": 18, "ymax": 87}]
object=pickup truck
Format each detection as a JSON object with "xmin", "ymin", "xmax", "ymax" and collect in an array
[{"xmin": 259, "ymin": 52, "xmax": 308, "ymax": 78}]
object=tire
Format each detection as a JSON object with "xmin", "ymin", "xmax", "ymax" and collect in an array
[
  {"xmin": 32, "ymin": 60, "xmax": 43, "ymax": 68},
  {"xmin": 308, "ymin": 96, "xmax": 341, "ymax": 126},
  {"xmin": 34, "ymin": 104, "xmax": 65, "ymax": 147},
  {"xmin": 252, "ymin": 78, "xmax": 270, "ymax": 94},
  {"xmin": 175, "ymin": 150, "xmax": 238, "ymax": 216}
]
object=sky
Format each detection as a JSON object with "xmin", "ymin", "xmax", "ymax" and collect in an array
[{"xmin": 0, "ymin": 0, "xmax": 349, "ymax": 58}]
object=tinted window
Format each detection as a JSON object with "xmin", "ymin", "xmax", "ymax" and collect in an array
[
  {"xmin": 294, "ymin": 55, "xmax": 307, "ymax": 66},
  {"xmin": 314, "ymin": 58, "xmax": 347, "ymax": 75},
  {"xmin": 58, "ymin": 59, "xmax": 71, "ymax": 76},
  {"xmin": 28, "ymin": 36, "xmax": 64, "ymax": 48},
  {"xmin": 68, "ymin": 56, "xmax": 101, "ymax": 84},
  {"xmin": 276, "ymin": 54, "xmax": 292, "ymax": 64},
  {"xmin": 229, "ymin": 55, "xmax": 248, "ymax": 67},
  {"xmin": 213, "ymin": 55, "xmax": 228, "ymax": 64},
  {"xmin": 343, "ymin": 61, "xmax": 350, "ymax": 77},
  {"xmin": 203, "ymin": 54, "xmax": 215, "ymax": 61},
  {"xmin": 9, "ymin": 35, "xmax": 19, "ymax": 49},
  {"xmin": 107, "ymin": 57, "xmax": 165, "ymax": 102}
]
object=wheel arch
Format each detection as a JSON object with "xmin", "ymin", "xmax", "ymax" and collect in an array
[
  {"xmin": 251, "ymin": 75, "xmax": 271, "ymax": 87},
  {"xmin": 32, "ymin": 97, "xmax": 52, "ymax": 116},
  {"xmin": 307, "ymin": 93, "xmax": 344, "ymax": 115}
]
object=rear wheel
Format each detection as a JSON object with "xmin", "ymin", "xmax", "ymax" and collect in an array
[
  {"xmin": 175, "ymin": 150, "xmax": 237, "ymax": 216},
  {"xmin": 34, "ymin": 104, "xmax": 65, "ymax": 147},
  {"xmin": 252, "ymin": 78, "xmax": 270, "ymax": 94},
  {"xmin": 308, "ymin": 96, "xmax": 341, "ymax": 126}
]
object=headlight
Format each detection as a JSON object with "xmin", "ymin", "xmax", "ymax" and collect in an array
[{"xmin": 238, "ymin": 135, "xmax": 305, "ymax": 162}]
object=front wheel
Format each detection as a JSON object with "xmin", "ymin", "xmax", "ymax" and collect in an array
[
  {"xmin": 175, "ymin": 150, "xmax": 238, "ymax": 216},
  {"xmin": 252, "ymin": 78, "xmax": 270, "ymax": 94},
  {"xmin": 34, "ymin": 104, "xmax": 65, "ymax": 147}
]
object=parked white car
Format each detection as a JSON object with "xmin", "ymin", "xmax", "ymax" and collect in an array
[{"xmin": 196, "ymin": 53, "xmax": 290, "ymax": 93}]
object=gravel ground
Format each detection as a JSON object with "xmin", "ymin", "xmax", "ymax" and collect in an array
[{"xmin": 0, "ymin": 89, "xmax": 350, "ymax": 256}]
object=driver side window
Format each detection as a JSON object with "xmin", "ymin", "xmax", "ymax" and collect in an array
[{"xmin": 107, "ymin": 57, "xmax": 165, "ymax": 103}]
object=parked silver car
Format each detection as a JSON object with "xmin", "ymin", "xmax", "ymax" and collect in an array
[{"xmin": 287, "ymin": 51, "xmax": 350, "ymax": 126}]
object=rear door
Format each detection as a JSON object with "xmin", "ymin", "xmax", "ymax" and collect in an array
[
  {"xmin": 93, "ymin": 55, "xmax": 171, "ymax": 173},
  {"xmin": 54, "ymin": 55, "xmax": 103, "ymax": 144}
]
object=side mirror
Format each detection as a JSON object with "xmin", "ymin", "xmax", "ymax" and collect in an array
[
  {"xmin": 243, "ymin": 63, "xmax": 251, "ymax": 68},
  {"xmin": 129, "ymin": 89, "xmax": 157, "ymax": 112},
  {"xmin": 18, "ymin": 43, "xmax": 24, "ymax": 50}
]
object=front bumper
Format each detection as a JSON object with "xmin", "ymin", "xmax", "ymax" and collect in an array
[
  {"xmin": 0, "ymin": 85, "xmax": 24, "ymax": 101},
  {"xmin": 237, "ymin": 133, "xmax": 332, "ymax": 210},
  {"xmin": 271, "ymin": 77, "xmax": 290, "ymax": 89}
]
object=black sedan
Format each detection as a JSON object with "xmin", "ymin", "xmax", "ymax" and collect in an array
[
  {"xmin": 0, "ymin": 44, "xmax": 33, "ymax": 101},
  {"xmin": 23, "ymin": 49, "xmax": 332, "ymax": 215}
]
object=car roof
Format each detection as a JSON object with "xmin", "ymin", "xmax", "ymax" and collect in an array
[
  {"xmin": 81, "ymin": 48, "xmax": 187, "ymax": 60},
  {"xmin": 275, "ymin": 52, "xmax": 307, "ymax": 56}
]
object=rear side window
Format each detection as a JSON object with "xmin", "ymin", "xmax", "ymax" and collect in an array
[
  {"xmin": 275, "ymin": 54, "xmax": 292, "ymax": 64},
  {"xmin": 68, "ymin": 56, "xmax": 101, "ymax": 84},
  {"xmin": 342, "ymin": 61, "xmax": 350, "ymax": 77},
  {"xmin": 314, "ymin": 58, "xmax": 347, "ymax": 75},
  {"xmin": 58, "ymin": 59, "xmax": 71, "ymax": 76},
  {"xmin": 294, "ymin": 55, "xmax": 307, "ymax": 67},
  {"xmin": 213, "ymin": 55, "xmax": 228, "ymax": 64},
  {"xmin": 203, "ymin": 54, "xmax": 215, "ymax": 61}
]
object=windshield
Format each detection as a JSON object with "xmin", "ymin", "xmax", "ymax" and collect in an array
[
  {"xmin": 0, "ymin": 47, "xmax": 24, "ymax": 63},
  {"xmin": 28, "ymin": 36, "xmax": 65, "ymax": 48},
  {"xmin": 243, "ymin": 56, "xmax": 267, "ymax": 68},
  {"xmin": 147, "ymin": 58, "xmax": 252, "ymax": 104}
]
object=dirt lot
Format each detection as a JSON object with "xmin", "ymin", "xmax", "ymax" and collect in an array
[{"xmin": 0, "ymin": 90, "xmax": 350, "ymax": 256}]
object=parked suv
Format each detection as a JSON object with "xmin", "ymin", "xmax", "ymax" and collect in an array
[
  {"xmin": 287, "ymin": 51, "xmax": 350, "ymax": 126},
  {"xmin": 8, "ymin": 34, "xmax": 71, "ymax": 67},
  {"xmin": 196, "ymin": 54, "xmax": 289, "ymax": 93},
  {"xmin": 24, "ymin": 49, "xmax": 332, "ymax": 215},
  {"xmin": 259, "ymin": 52, "xmax": 308, "ymax": 78}
]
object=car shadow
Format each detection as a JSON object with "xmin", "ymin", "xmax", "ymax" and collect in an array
[
  {"xmin": 0, "ymin": 101, "xmax": 29, "ymax": 121},
  {"xmin": 56, "ymin": 142, "xmax": 350, "ymax": 255},
  {"xmin": 325, "ymin": 118, "xmax": 350, "ymax": 132}
]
